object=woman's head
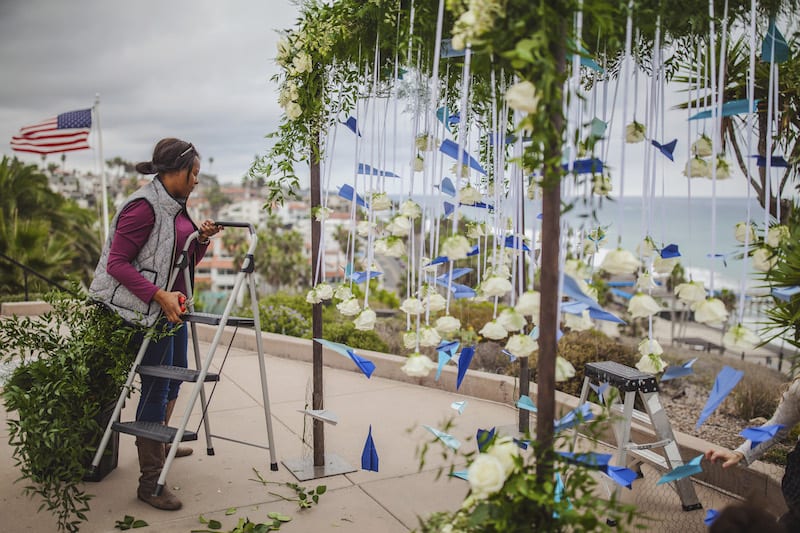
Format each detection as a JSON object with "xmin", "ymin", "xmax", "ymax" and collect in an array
[{"xmin": 136, "ymin": 138, "xmax": 201, "ymax": 199}]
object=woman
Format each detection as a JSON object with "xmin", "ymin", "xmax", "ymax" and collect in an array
[
  {"xmin": 89, "ymin": 138, "xmax": 221, "ymax": 510},
  {"xmin": 705, "ymin": 379, "xmax": 800, "ymax": 530}
]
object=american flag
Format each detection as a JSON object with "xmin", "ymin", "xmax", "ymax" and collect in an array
[{"xmin": 10, "ymin": 109, "xmax": 92, "ymax": 154}]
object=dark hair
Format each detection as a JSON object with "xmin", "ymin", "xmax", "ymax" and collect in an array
[
  {"xmin": 135, "ymin": 138, "xmax": 200, "ymax": 175},
  {"xmin": 709, "ymin": 502, "xmax": 784, "ymax": 533}
]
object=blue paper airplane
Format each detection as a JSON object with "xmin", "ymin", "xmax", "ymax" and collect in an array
[
  {"xmin": 456, "ymin": 346, "xmax": 475, "ymax": 390},
  {"xmin": 338, "ymin": 184, "xmax": 368, "ymax": 208},
  {"xmin": 344, "ymin": 116, "xmax": 362, "ymax": 136},
  {"xmin": 314, "ymin": 338, "xmax": 376, "ymax": 378},
  {"xmin": 450, "ymin": 470, "xmax": 469, "ymax": 481},
  {"xmin": 696, "ymin": 366, "xmax": 744, "ymax": 428},
  {"xmin": 557, "ymin": 452, "xmax": 637, "ymax": 489},
  {"xmin": 357, "ymin": 163, "xmax": 399, "ymax": 178},
  {"xmin": 349, "ymin": 270, "xmax": 382, "ymax": 284},
  {"xmin": 436, "ymin": 340, "xmax": 460, "ymax": 381},
  {"xmin": 423, "ymin": 425, "xmax": 461, "ymax": 450},
  {"xmin": 589, "ymin": 382, "xmax": 610, "ymax": 403},
  {"xmin": 435, "ymin": 267, "xmax": 473, "ymax": 283},
  {"xmin": 438, "ymin": 177, "xmax": 456, "ymax": 197},
  {"xmin": 660, "ymin": 358, "xmax": 697, "ymax": 382},
  {"xmin": 504, "ymin": 235, "xmax": 531, "ymax": 252},
  {"xmin": 752, "ymin": 155, "xmax": 789, "ymax": 168},
  {"xmin": 773, "ymin": 286, "xmax": 800, "ymax": 302},
  {"xmin": 488, "ymin": 132, "xmax": 527, "ymax": 146},
  {"xmin": 436, "ymin": 106, "xmax": 460, "ymax": 132},
  {"xmin": 704, "ymin": 509, "xmax": 720, "ymax": 526},
  {"xmin": 562, "ymin": 274, "xmax": 625, "ymax": 324},
  {"xmin": 689, "ymin": 99, "xmax": 759, "ymax": 120},
  {"xmin": 476, "ymin": 427, "xmax": 496, "ymax": 452},
  {"xmin": 656, "ymin": 454, "xmax": 703, "ymax": 485},
  {"xmin": 298, "ymin": 409, "xmax": 339, "ymax": 425},
  {"xmin": 463, "ymin": 201, "xmax": 494, "ymax": 211},
  {"xmin": 566, "ymin": 42, "xmax": 604, "ymax": 73},
  {"xmin": 651, "ymin": 139, "xmax": 678, "ymax": 161},
  {"xmin": 554, "ymin": 403, "xmax": 594, "ymax": 432},
  {"xmin": 451, "ymin": 400, "xmax": 467, "ymax": 414},
  {"xmin": 740, "ymin": 424, "xmax": 785, "ymax": 448},
  {"xmin": 516, "ymin": 395, "xmax": 537, "ymax": 412},
  {"xmin": 563, "ymin": 158, "xmax": 604, "ymax": 175},
  {"xmin": 439, "ymin": 139, "xmax": 487, "ymax": 175},
  {"xmin": 502, "ymin": 349, "xmax": 518, "ymax": 363},
  {"xmin": 440, "ymin": 38, "xmax": 466, "ymax": 59},
  {"xmin": 606, "ymin": 465, "xmax": 639, "ymax": 489},
  {"xmin": 762, "ymin": 19, "xmax": 789, "ymax": 63},
  {"xmin": 361, "ymin": 425, "xmax": 379, "ymax": 471},
  {"xmin": 443, "ymin": 201, "xmax": 455, "ymax": 217},
  {"xmin": 660, "ymin": 244, "xmax": 681, "ymax": 258}
]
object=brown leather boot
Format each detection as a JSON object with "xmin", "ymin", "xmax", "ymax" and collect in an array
[
  {"xmin": 136, "ymin": 437, "xmax": 183, "ymax": 510},
  {"xmin": 165, "ymin": 399, "xmax": 193, "ymax": 458}
]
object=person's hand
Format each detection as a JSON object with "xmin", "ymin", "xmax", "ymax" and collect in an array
[
  {"xmin": 153, "ymin": 289, "xmax": 186, "ymax": 323},
  {"xmin": 705, "ymin": 448, "xmax": 745, "ymax": 468},
  {"xmin": 198, "ymin": 220, "xmax": 222, "ymax": 242}
]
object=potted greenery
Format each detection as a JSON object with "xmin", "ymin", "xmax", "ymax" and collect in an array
[{"xmin": 0, "ymin": 290, "xmax": 139, "ymax": 533}]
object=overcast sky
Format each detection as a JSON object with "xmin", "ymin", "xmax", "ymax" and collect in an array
[{"xmin": 0, "ymin": 0, "xmax": 762, "ymax": 198}]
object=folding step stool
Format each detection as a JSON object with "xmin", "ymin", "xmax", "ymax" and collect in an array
[
  {"xmin": 89, "ymin": 221, "xmax": 279, "ymax": 497},
  {"xmin": 575, "ymin": 361, "xmax": 702, "ymax": 511}
]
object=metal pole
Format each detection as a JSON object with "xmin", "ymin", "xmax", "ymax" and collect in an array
[
  {"xmin": 310, "ymin": 133, "xmax": 325, "ymax": 466},
  {"xmin": 94, "ymin": 94, "xmax": 110, "ymax": 243}
]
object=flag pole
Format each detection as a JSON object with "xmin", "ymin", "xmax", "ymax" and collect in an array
[{"xmin": 93, "ymin": 93, "xmax": 110, "ymax": 243}]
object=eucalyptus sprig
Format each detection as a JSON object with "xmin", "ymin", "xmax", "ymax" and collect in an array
[{"xmin": 250, "ymin": 467, "xmax": 327, "ymax": 509}]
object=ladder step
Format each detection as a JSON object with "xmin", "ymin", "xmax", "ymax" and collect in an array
[
  {"xmin": 585, "ymin": 361, "xmax": 659, "ymax": 393},
  {"xmin": 625, "ymin": 438, "xmax": 673, "ymax": 451},
  {"xmin": 112, "ymin": 421, "xmax": 198, "ymax": 443},
  {"xmin": 183, "ymin": 312, "xmax": 254, "ymax": 328},
  {"xmin": 137, "ymin": 364, "xmax": 220, "ymax": 382}
]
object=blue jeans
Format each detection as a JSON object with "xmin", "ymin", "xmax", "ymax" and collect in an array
[{"xmin": 135, "ymin": 321, "xmax": 188, "ymax": 422}]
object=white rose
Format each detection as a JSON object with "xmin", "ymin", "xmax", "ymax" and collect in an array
[
  {"xmin": 371, "ymin": 193, "xmax": 392, "ymax": 211},
  {"xmin": 601, "ymin": 248, "xmax": 640, "ymax": 276},
  {"xmin": 451, "ymin": 33, "xmax": 465, "ymax": 51},
  {"xmin": 723, "ymin": 324, "xmax": 761, "ymax": 351},
  {"xmin": 435, "ymin": 315, "xmax": 462, "ymax": 334},
  {"xmin": 637, "ymin": 238, "xmax": 658, "ymax": 259},
  {"xmin": 488, "ymin": 436, "xmax": 519, "ymax": 476},
  {"xmin": 752, "ymin": 247, "xmax": 777, "ymax": 272},
  {"xmin": 284, "ymin": 101, "xmax": 302, "ymax": 120},
  {"xmin": 316, "ymin": 283, "xmax": 333, "ymax": 300},
  {"xmin": 357, "ymin": 220, "xmax": 375, "ymax": 237},
  {"xmin": 415, "ymin": 134, "xmax": 435, "ymax": 151},
  {"xmin": 714, "ymin": 157, "xmax": 731, "ymax": 180},
  {"xmin": 466, "ymin": 222, "xmax": 485, "ymax": 239},
  {"xmin": 481, "ymin": 276, "xmax": 512, "ymax": 298},
  {"xmin": 467, "ymin": 454, "xmax": 507, "ymax": 499},
  {"xmin": 675, "ymin": 281, "xmax": 706, "ymax": 303},
  {"xmin": 480, "ymin": 320, "xmax": 508, "ymax": 340},
  {"xmin": 691, "ymin": 134, "xmax": 713, "ymax": 157},
  {"xmin": 399, "ymin": 199, "xmax": 422, "ymax": 219},
  {"xmin": 505, "ymin": 81, "xmax": 539, "ymax": 114},
  {"xmin": 305, "ymin": 287, "xmax": 321, "ymax": 304},
  {"xmin": 333, "ymin": 285, "xmax": 353, "ymax": 301},
  {"xmin": 413, "ymin": 155, "xmax": 425, "ymax": 172},
  {"xmin": 693, "ymin": 298, "xmax": 728, "ymax": 326},
  {"xmin": 314, "ymin": 206, "xmax": 332, "ymax": 222},
  {"xmin": 292, "ymin": 52, "xmax": 312, "ymax": 74},
  {"xmin": 625, "ymin": 121, "xmax": 646, "ymax": 143},
  {"xmin": 628, "ymin": 293, "xmax": 662, "ymax": 319},
  {"xmin": 402, "ymin": 330, "xmax": 417, "ymax": 350},
  {"xmin": 683, "ymin": 157, "xmax": 710, "ymax": 178},
  {"xmin": 354, "ymin": 308, "xmax": 377, "ymax": 331},
  {"xmin": 635, "ymin": 272, "xmax": 657, "ymax": 292},
  {"xmin": 386, "ymin": 215, "xmax": 412, "ymax": 237},
  {"xmin": 767, "ymin": 225, "xmax": 790, "ymax": 248},
  {"xmin": 401, "ymin": 353, "xmax": 437, "ymax": 377},
  {"xmin": 337, "ymin": 297, "xmax": 361, "ymax": 316},
  {"xmin": 419, "ymin": 326, "xmax": 442, "ymax": 347},
  {"xmin": 441, "ymin": 235, "xmax": 472, "ymax": 260},
  {"xmin": 515, "ymin": 290, "xmax": 541, "ymax": 318},
  {"xmin": 400, "ymin": 297, "xmax": 425, "ymax": 315},
  {"xmin": 653, "ymin": 256, "xmax": 679, "ymax": 275},
  {"xmin": 497, "ymin": 308, "xmax": 526, "ymax": 332},
  {"xmin": 555, "ymin": 356, "xmax": 577, "ymax": 382},
  {"xmin": 638, "ymin": 338, "xmax": 663, "ymax": 356},
  {"xmin": 636, "ymin": 353, "xmax": 667, "ymax": 374},
  {"xmin": 425, "ymin": 293, "xmax": 447, "ymax": 313},
  {"xmin": 458, "ymin": 185, "xmax": 483, "ymax": 204},
  {"xmin": 505, "ymin": 334, "xmax": 536, "ymax": 358},
  {"xmin": 375, "ymin": 237, "xmax": 406, "ymax": 258},
  {"xmin": 564, "ymin": 309, "xmax": 593, "ymax": 331},
  {"xmin": 564, "ymin": 259, "xmax": 591, "ymax": 281},
  {"xmin": 734, "ymin": 222, "xmax": 756, "ymax": 244}
]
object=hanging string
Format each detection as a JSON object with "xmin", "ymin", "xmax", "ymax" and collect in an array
[{"xmin": 616, "ymin": 0, "xmax": 635, "ymax": 247}]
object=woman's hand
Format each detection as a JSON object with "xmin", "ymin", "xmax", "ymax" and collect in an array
[
  {"xmin": 153, "ymin": 289, "xmax": 186, "ymax": 323},
  {"xmin": 704, "ymin": 448, "xmax": 745, "ymax": 468},
  {"xmin": 198, "ymin": 220, "xmax": 222, "ymax": 242}
]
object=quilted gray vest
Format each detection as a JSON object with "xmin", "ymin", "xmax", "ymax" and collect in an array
[{"xmin": 89, "ymin": 179, "xmax": 183, "ymax": 327}]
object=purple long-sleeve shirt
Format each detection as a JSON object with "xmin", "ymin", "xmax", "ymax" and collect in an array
[{"xmin": 106, "ymin": 199, "xmax": 208, "ymax": 304}]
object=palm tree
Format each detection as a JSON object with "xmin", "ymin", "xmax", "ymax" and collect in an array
[{"xmin": 673, "ymin": 32, "xmax": 800, "ymax": 222}]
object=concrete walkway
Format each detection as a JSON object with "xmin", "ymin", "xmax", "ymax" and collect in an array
[{"xmin": 0, "ymin": 327, "xmax": 780, "ymax": 532}]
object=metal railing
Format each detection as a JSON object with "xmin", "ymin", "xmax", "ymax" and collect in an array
[{"xmin": 0, "ymin": 251, "xmax": 78, "ymax": 300}]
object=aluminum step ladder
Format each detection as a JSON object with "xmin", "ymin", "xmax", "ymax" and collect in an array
[
  {"xmin": 89, "ymin": 221, "xmax": 279, "ymax": 496},
  {"xmin": 575, "ymin": 361, "xmax": 702, "ymax": 512}
]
